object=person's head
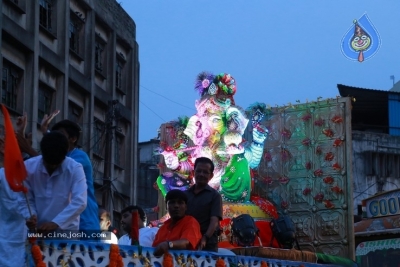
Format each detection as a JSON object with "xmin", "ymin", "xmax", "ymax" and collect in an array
[
  {"xmin": 165, "ymin": 189, "xmax": 188, "ymax": 221},
  {"xmin": 194, "ymin": 157, "xmax": 214, "ymax": 187},
  {"xmin": 40, "ymin": 131, "xmax": 69, "ymax": 174},
  {"xmin": 51, "ymin": 120, "xmax": 82, "ymax": 148},
  {"xmin": 120, "ymin": 205, "xmax": 146, "ymax": 233},
  {"xmin": 99, "ymin": 208, "xmax": 112, "ymax": 231}
]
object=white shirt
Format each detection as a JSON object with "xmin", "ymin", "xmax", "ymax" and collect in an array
[
  {"xmin": 100, "ymin": 231, "xmax": 118, "ymax": 244},
  {"xmin": 18, "ymin": 156, "xmax": 87, "ymax": 230},
  {"xmin": 118, "ymin": 227, "xmax": 159, "ymax": 247},
  {"xmin": 0, "ymin": 168, "xmax": 27, "ymax": 267}
]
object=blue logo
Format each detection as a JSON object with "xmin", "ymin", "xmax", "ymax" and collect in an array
[{"xmin": 341, "ymin": 13, "xmax": 381, "ymax": 62}]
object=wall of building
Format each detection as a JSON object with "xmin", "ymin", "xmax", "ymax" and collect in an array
[
  {"xmin": 138, "ymin": 139, "xmax": 161, "ymax": 223},
  {"xmin": 0, "ymin": 0, "xmax": 139, "ymax": 218},
  {"xmin": 352, "ymin": 131, "xmax": 400, "ymax": 213}
]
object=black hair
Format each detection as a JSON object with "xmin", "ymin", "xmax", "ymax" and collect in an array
[
  {"xmin": 194, "ymin": 157, "xmax": 215, "ymax": 173},
  {"xmin": 51, "ymin": 120, "xmax": 82, "ymax": 145},
  {"xmin": 165, "ymin": 189, "xmax": 188, "ymax": 204},
  {"xmin": 40, "ymin": 131, "xmax": 69, "ymax": 165},
  {"xmin": 121, "ymin": 205, "xmax": 146, "ymax": 223}
]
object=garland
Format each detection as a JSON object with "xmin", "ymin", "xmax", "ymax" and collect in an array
[
  {"xmin": 131, "ymin": 210, "xmax": 139, "ymax": 245},
  {"xmin": 163, "ymin": 252, "xmax": 173, "ymax": 267},
  {"xmin": 29, "ymin": 237, "xmax": 46, "ymax": 267},
  {"xmin": 109, "ymin": 244, "xmax": 124, "ymax": 267},
  {"xmin": 216, "ymin": 258, "xmax": 226, "ymax": 267},
  {"xmin": 31, "ymin": 244, "xmax": 46, "ymax": 267}
]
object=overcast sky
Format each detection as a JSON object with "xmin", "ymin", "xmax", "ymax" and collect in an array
[{"xmin": 122, "ymin": 1, "xmax": 400, "ymax": 142}]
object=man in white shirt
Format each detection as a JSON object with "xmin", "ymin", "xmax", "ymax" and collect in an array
[
  {"xmin": 118, "ymin": 205, "xmax": 158, "ymax": 247},
  {"xmin": 19, "ymin": 131, "xmax": 87, "ymax": 234},
  {"xmin": 99, "ymin": 208, "xmax": 118, "ymax": 244},
  {"xmin": 0, "ymin": 168, "xmax": 27, "ymax": 267}
]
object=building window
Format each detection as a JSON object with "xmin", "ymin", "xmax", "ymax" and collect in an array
[
  {"xmin": 39, "ymin": 0, "xmax": 53, "ymax": 31},
  {"xmin": 2, "ymin": 61, "xmax": 20, "ymax": 110},
  {"xmin": 365, "ymin": 152, "xmax": 400, "ymax": 178},
  {"xmin": 95, "ymin": 41, "xmax": 104, "ymax": 72},
  {"xmin": 93, "ymin": 120, "xmax": 105, "ymax": 156},
  {"xmin": 69, "ymin": 12, "xmax": 84, "ymax": 55},
  {"xmin": 115, "ymin": 60, "xmax": 123, "ymax": 91},
  {"xmin": 38, "ymin": 87, "xmax": 52, "ymax": 121},
  {"xmin": 68, "ymin": 101, "xmax": 82, "ymax": 124}
]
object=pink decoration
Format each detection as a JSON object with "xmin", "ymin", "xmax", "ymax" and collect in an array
[{"xmin": 202, "ymin": 79, "xmax": 210, "ymax": 88}]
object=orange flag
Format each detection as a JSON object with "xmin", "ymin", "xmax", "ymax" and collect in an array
[{"xmin": 1, "ymin": 104, "xmax": 27, "ymax": 193}]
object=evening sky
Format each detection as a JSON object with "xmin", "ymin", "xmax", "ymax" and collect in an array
[{"xmin": 122, "ymin": 1, "xmax": 400, "ymax": 141}]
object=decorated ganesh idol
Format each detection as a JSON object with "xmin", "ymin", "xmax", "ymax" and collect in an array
[{"xmin": 156, "ymin": 72, "xmax": 269, "ymax": 203}]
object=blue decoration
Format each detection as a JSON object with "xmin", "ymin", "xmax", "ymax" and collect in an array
[{"xmin": 341, "ymin": 13, "xmax": 381, "ymax": 62}]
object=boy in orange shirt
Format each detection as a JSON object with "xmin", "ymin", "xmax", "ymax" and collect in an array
[{"xmin": 152, "ymin": 189, "xmax": 202, "ymax": 256}]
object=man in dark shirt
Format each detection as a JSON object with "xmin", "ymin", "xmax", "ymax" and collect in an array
[{"xmin": 185, "ymin": 157, "xmax": 223, "ymax": 252}]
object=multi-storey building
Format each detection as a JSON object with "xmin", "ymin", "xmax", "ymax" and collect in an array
[
  {"xmin": 338, "ymin": 84, "xmax": 400, "ymax": 214},
  {"xmin": 1, "ymin": 0, "xmax": 140, "ymax": 224}
]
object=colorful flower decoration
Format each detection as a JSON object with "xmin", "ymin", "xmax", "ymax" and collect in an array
[
  {"xmin": 332, "ymin": 163, "xmax": 341, "ymax": 171},
  {"xmin": 331, "ymin": 115, "xmax": 343, "ymax": 124},
  {"xmin": 279, "ymin": 176, "xmax": 290, "ymax": 184},
  {"xmin": 314, "ymin": 118, "xmax": 324, "ymax": 127},
  {"xmin": 333, "ymin": 139, "xmax": 343, "ymax": 147},
  {"xmin": 314, "ymin": 169, "xmax": 323, "ymax": 177},
  {"xmin": 325, "ymin": 152, "xmax": 334, "ymax": 161},
  {"xmin": 331, "ymin": 186, "xmax": 343, "ymax": 194},
  {"xmin": 264, "ymin": 152, "xmax": 272, "ymax": 162},
  {"xmin": 302, "ymin": 138, "xmax": 311, "ymax": 146},
  {"xmin": 281, "ymin": 128, "xmax": 292, "ymax": 139},
  {"xmin": 314, "ymin": 192, "xmax": 324, "ymax": 202},
  {"xmin": 322, "ymin": 128, "xmax": 334, "ymax": 138},
  {"xmin": 305, "ymin": 161, "xmax": 312, "ymax": 170},
  {"xmin": 323, "ymin": 199, "xmax": 335, "ymax": 209},
  {"xmin": 281, "ymin": 148, "xmax": 291, "ymax": 161},
  {"xmin": 195, "ymin": 72, "xmax": 237, "ymax": 107},
  {"xmin": 261, "ymin": 176, "xmax": 273, "ymax": 185},
  {"xmin": 301, "ymin": 113, "xmax": 312, "ymax": 122},
  {"xmin": 323, "ymin": 176, "xmax": 334, "ymax": 184},
  {"xmin": 303, "ymin": 187, "xmax": 312, "ymax": 195},
  {"xmin": 215, "ymin": 73, "xmax": 236, "ymax": 95},
  {"xmin": 195, "ymin": 72, "xmax": 215, "ymax": 96}
]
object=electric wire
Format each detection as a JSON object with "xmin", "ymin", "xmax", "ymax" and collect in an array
[
  {"xmin": 140, "ymin": 84, "xmax": 195, "ymax": 111},
  {"xmin": 139, "ymin": 100, "xmax": 166, "ymax": 122}
]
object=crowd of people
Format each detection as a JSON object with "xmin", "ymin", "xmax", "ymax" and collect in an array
[{"xmin": 0, "ymin": 111, "xmax": 224, "ymax": 266}]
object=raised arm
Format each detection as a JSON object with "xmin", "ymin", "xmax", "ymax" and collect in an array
[{"xmin": 244, "ymin": 126, "xmax": 268, "ymax": 168}]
